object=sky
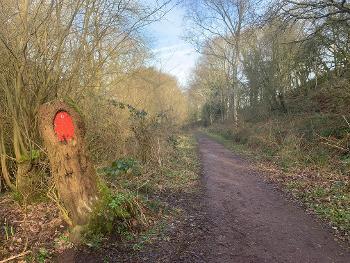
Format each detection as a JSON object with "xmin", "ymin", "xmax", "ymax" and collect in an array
[{"xmin": 144, "ymin": 3, "xmax": 199, "ymax": 89}]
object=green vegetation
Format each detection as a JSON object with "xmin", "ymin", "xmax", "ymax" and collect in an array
[
  {"xmin": 99, "ymin": 158, "xmax": 141, "ymax": 177},
  {"xmin": 37, "ymin": 248, "xmax": 50, "ymax": 263},
  {"xmin": 83, "ymin": 133, "xmax": 200, "ymax": 248},
  {"xmin": 2, "ymin": 218, "xmax": 15, "ymax": 241}
]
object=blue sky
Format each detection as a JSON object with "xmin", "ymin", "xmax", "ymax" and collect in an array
[{"xmin": 144, "ymin": 3, "xmax": 199, "ymax": 88}]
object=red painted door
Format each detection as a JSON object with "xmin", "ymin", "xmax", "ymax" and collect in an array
[{"xmin": 54, "ymin": 111, "xmax": 75, "ymax": 142}]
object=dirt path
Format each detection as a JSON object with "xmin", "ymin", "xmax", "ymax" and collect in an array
[
  {"xmin": 196, "ymin": 135, "xmax": 349, "ymax": 263},
  {"xmin": 68, "ymin": 134, "xmax": 350, "ymax": 262}
]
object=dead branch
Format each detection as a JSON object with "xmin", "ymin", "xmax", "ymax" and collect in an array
[{"xmin": 0, "ymin": 251, "xmax": 31, "ymax": 263}]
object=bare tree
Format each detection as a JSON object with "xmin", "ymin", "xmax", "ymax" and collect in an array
[
  {"xmin": 278, "ymin": 0, "xmax": 350, "ymax": 22},
  {"xmin": 184, "ymin": 0, "xmax": 262, "ymax": 124},
  {"xmin": 0, "ymin": 0, "xmax": 173, "ymax": 195}
]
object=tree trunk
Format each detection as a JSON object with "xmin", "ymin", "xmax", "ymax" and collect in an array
[{"xmin": 38, "ymin": 100, "xmax": 99, "ymax": 226}]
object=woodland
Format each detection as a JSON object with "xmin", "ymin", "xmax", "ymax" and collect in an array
[
  {"xmin": 0, "ymin": 0, "xmax": 350, "ymax": 262},
  {"xmin": 187, "ymin": 0, "xmax": 350, "ymax": 248}
]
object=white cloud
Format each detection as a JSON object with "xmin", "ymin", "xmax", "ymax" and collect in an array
[
  {"xmin": 143, "ymin": 3, "xmax": 199, "ymax": 88},
  {"xmin": 151, "ymin": 43, "xmax": 199, "ymax": 88}
]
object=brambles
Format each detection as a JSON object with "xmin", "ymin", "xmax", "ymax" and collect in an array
[
  {"xmin": 85, "ymin": 182, "xmax": 149, "ymax": 239},
  {"xmin": 99, "ymin": 158, "xmax": 141, "ymax": 177}
]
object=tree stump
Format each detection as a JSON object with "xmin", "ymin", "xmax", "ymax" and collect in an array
[{"xmin": 38, "ymin": 100, "xmax": 99, "ymax": 226}]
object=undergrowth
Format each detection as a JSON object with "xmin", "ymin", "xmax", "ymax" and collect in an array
[
  {"xmin": 0, "ymin": 133, "xmax": 200, "ymax": 261},
  {"xmin": 83, "ymin": 133, "xmax": 200, "ymax": 247}
]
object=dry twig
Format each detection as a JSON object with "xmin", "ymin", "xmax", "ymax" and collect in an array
[{"xmin": 0, "ymin": 250, "xmax": 31, "ymax": 263}]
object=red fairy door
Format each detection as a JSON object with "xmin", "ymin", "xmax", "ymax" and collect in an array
[{"xmin": 53, "ymin": 111, "xmax": 75, "ymax": 142}]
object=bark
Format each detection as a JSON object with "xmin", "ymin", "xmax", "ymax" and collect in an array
[
  {"xmin": 0, "ymin": 132, "xmax": 16, "ymax": 191},
  {"xmin": 38, "ymin": 100, "xmax": 99, "ymax": 226}
]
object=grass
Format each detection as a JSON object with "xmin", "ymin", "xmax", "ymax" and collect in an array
[
  {"xmin": 300, "ymin": 182, "xmax": 350, "ymax": 232},
  {"xmin": 83, "ymin": 132, "xmax": 200, "ymax": 248},
  {"xmin": 131, "ymin": 219, "xmax": 168, "ymax": 251},
  {"xmin": 205, "ymin": 123, "xmax": 350, "ymax": 242},
  {"xmin": 161, "ymin": 134, "xmax": 200, "ymax": 192}
]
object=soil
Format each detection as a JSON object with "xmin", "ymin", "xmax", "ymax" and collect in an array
[
  {"xmin": 0, "ymin": 195, "xmax": 67, "ymax": 260},
  {"xmin": 60, "ymin": 134, "xmax": 350, "ymax": 262}
]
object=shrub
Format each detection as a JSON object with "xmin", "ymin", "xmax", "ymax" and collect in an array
[
  {"xmin": 85, "ymin": 181, "xmax": 149, "ymax": 240},
  {"xmin": 99, "ymin": 158, "xmax": 141, "ymax": 177}
]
